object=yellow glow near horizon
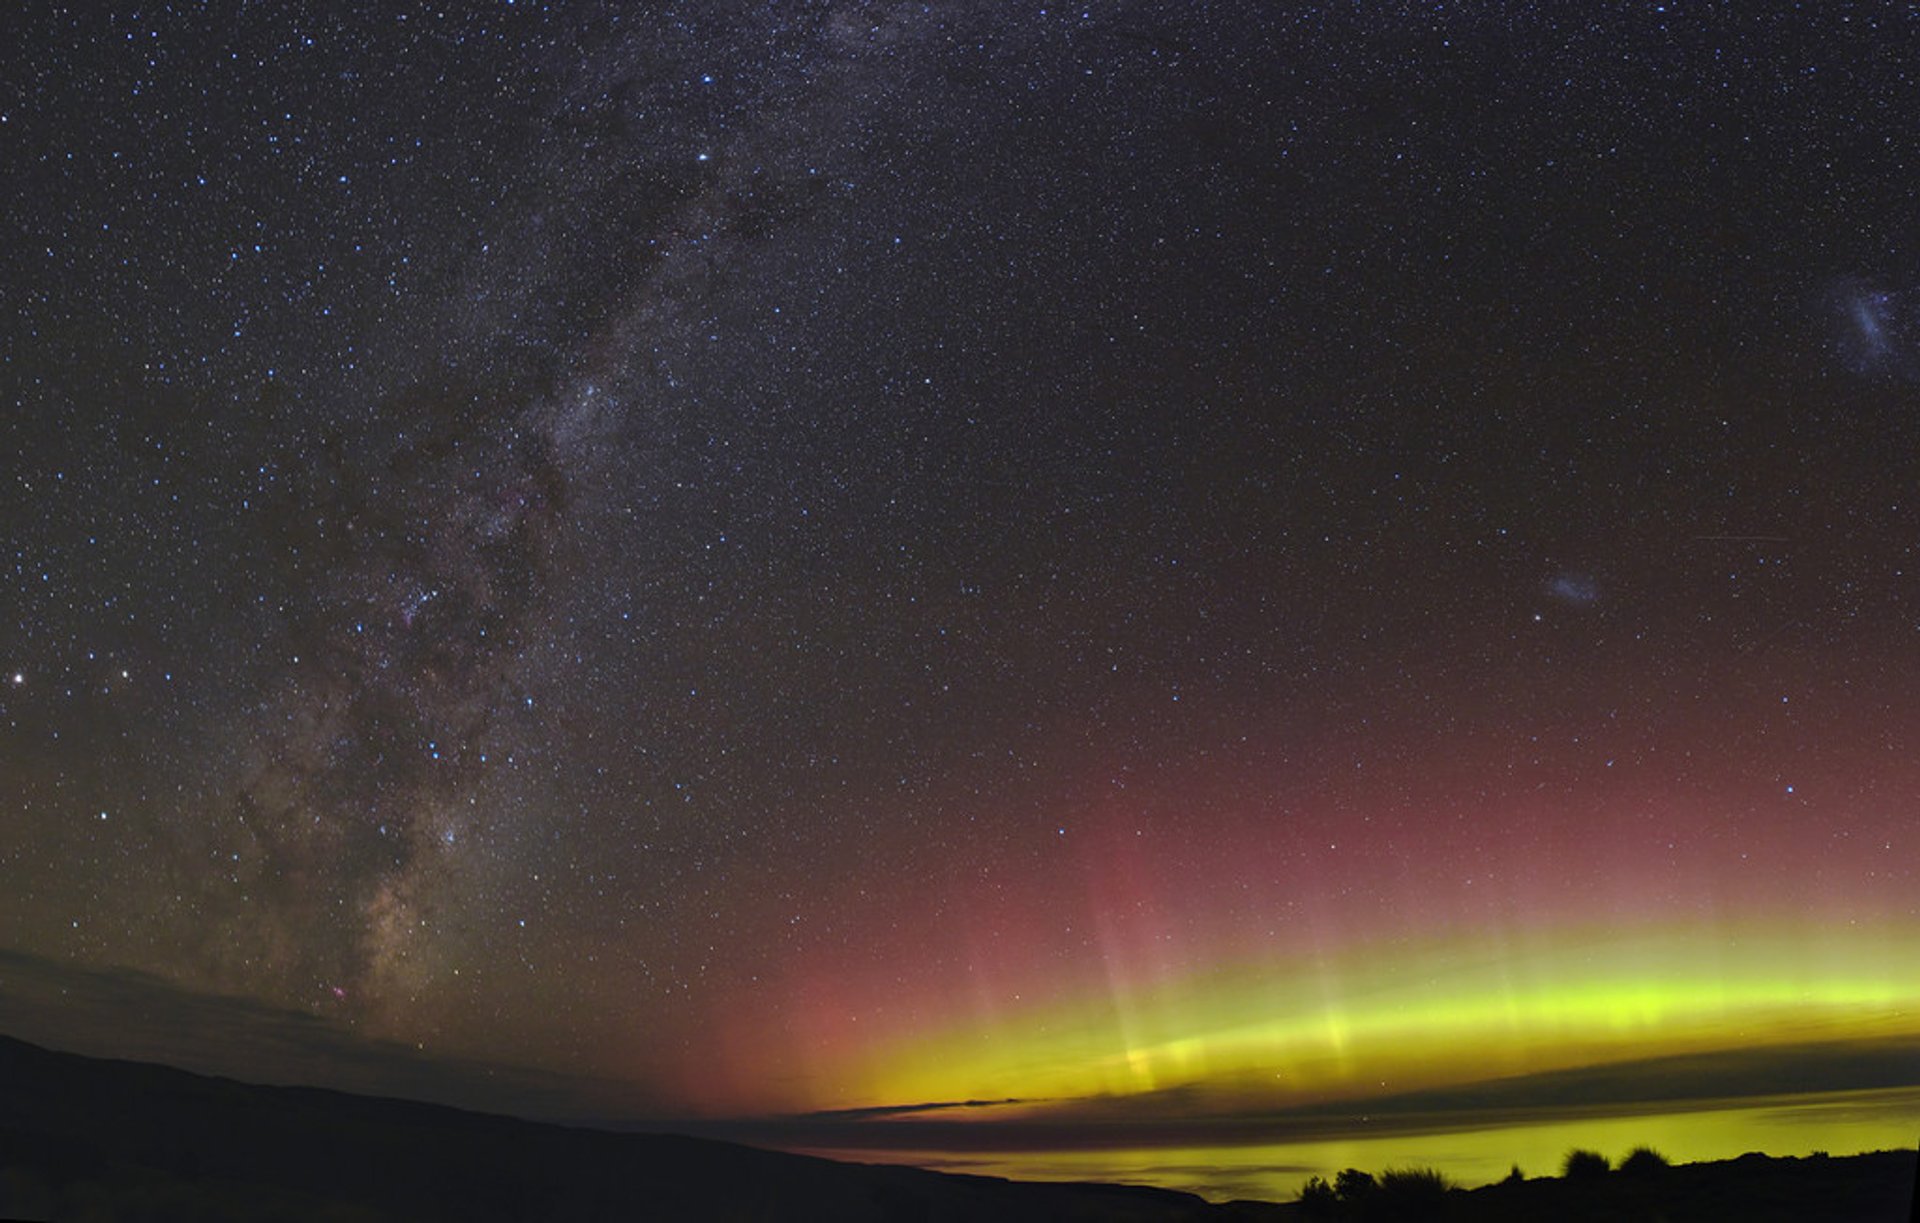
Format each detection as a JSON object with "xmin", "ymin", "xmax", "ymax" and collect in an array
[
  {"xmin": 807, "ymin": 1086, "xmax": 1920, "ymax": 1201},
  {"xmin": 841, "ymin": 920, "xmax": 1920, "ymax": 1116}
]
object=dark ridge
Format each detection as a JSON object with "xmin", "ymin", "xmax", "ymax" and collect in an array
[
  {"xmin": 0, "ymin": 1033, "xmax": 1913, "ymax": 1221},
  {"xmin": 0, "ymin": 1034, "xmax": 1248, "ymax": 1222}
]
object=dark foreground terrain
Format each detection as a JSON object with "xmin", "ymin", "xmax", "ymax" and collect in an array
[
  {"xmin": 0, "ymin": 1034, "xmax": 1911, "ymax": 1221},
  {"xmin": 1293, "ymin": 1151, "xmax": 1916, "ymax": 1222},
  {"xmin": 0, "ymin": 1035, "xmax": 1248, "ymax": 1222}
]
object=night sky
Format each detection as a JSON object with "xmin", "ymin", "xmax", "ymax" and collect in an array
[{"xmin": 4, "ymin": 2, "xmax": 1919, "ymax": 1130}]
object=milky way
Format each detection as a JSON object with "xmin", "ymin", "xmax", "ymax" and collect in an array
[{"xmin": 4, "ymin": 2, "xmax": 1919, "ymax": 1130}]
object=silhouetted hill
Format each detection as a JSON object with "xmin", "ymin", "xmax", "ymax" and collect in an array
[
  {"xmin": 0, "ymin": 1033, "xmax": 1912, "ymax": 1221},
  {"xmin": 0, "ymin": 1034, "xmax": 1264, "ymax": 1221}
]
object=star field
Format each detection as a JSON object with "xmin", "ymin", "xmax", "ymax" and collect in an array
[{"xmin": 3, "ymin": 2, "xmax": 1919, "ymax": 1125}]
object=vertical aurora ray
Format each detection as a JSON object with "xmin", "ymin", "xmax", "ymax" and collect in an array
[
  {"xmin": 695, "ymin": 703, "xmax": 1920, "ymax": 1125},
  {"xmin": 762, "ymin": 918, "xmax": 1920, "ymax": 1120},
  {"xmin": 722, "ymin": 707, "xmax": 1920, "ymax": 1122}
]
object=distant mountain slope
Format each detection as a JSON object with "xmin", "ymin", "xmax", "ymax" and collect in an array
[{"xmin": 0, "ymin": 1034, "xmax": 1257, "ymax": 1222}]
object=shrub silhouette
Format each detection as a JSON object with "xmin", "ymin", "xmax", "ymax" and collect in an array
[
  {"xmin": 1562, "ymin": 1148, "xmax": 1611, "ymax": 1179},
  {"xmin": 1379, "ymin": 1166, "xmax": 1451, "ymax": 1203},
  {"xmin": 1334, "ymin": 1167, "xmax": 1378, "ymax": 1199},
  {"xmin": 1501, "ymin": 1163, "xmax": 1524, "ymax": 1184},
  {"xmin": 1298, "ymin": 1174, "xmax": 1337, "ymax": 1215},
  {"xmin": 1619, "ymin": 1145, "xmax": 1670, "ymax": 1175}
]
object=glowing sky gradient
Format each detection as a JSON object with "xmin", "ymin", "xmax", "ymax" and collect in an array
[
  {"xmin": 668, "ymin": 656, "xmax": 1920, "ymax": 1118},
  {"xmin": 4, "ymin": 2, "xmax": 1919, "ymax": 1180},
  {"xmin": 676, "ymin": 709, "xmax": 1920, "ymax": 1118},
  {"xmin": 807, "ymin": 923, "xmax": 1920, "ymax": 1118}
]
